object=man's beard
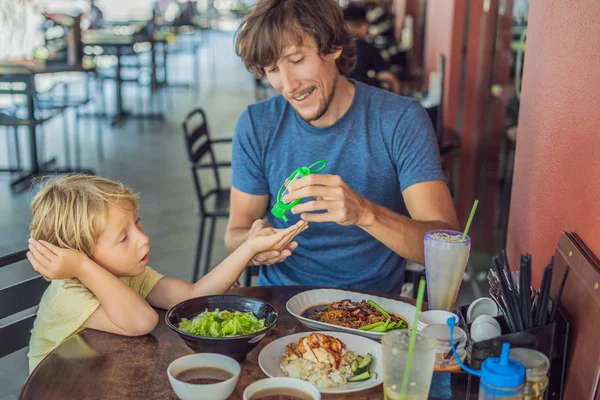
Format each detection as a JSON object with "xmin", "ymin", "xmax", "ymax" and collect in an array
[{"xmin": 294, "ymin": 78, "xmax": 337, "ymax": 123}]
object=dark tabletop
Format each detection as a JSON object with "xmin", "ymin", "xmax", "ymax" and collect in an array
[
  {"xmin": 20, "ymin": 286, "xmax": 478, "ymax": 399},
  {"xmin": 0, "ymin": 61, "xmax": 95, "ymax": 78}
]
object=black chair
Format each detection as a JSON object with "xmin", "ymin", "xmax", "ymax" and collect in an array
[
  {"xmin": 0, "ymin": 249, "xmax": 49, "ymax": 359},
  {"xmin": 0, "ymin": 110, "xmax": 63, "ymax": 190},
  {"xmin": 182, "ymin": 108, "xmax": 232, "ymax": 282}
]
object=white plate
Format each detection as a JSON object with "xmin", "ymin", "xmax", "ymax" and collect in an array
[
  {"xmin": 258, "ymin": 331, "xmax": 383, "ymax": 394},
  {"xmin": 286, "ymin": 289, "xmax": 416, "ymax": 340}
]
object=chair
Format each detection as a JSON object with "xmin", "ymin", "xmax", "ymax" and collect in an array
[
  {"xmin": 0, "ymin": 110, "xmax": 63, "ymax": 190},
  {"xmin": 182, "ymin": 108, "xmax": 232, "ymax": 282},
  {"xmin": 0, "ymin": 249, "xmax": 49, "ymax": 359}
]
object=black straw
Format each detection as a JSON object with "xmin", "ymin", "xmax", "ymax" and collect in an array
[
  {"xmin": 503, "ymin": 250, "xmax": 519, "ymax": 296},
  {"xmin": 525, "ymin": 254, "xmax": 533, "ymax": 328},
  {"xmin": 494, "ymin": 255, "xmax": 522, "ymax": 332},
  {"xmin": 519, "ymin": 255, "xmax": 528, "ymax": 329},
  {"xmin": 535, "ymin": 262, "xmax": 554, "ymax": 327}
]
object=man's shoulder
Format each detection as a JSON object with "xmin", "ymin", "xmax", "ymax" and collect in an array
[
  {"xmin": 357, "ymin": 81, "xmax": 421, "ymax": 118},
  {"xmin": 245, "ymin": 94, "xmax": 289, "ymax": 121}
]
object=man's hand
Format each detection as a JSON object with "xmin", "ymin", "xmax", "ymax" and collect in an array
[
  {"xmin": 27, "ymin": 239, "xmax": 87, "ymax": 280},
  {"xmin": 283, "ymin": 174, "xmax": 373, "ymax": 227},
  {"xmin": 247, "ymin": 219, "xmax": 305, "ymax": 266}
]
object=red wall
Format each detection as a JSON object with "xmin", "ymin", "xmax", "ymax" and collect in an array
[
  {"xmin": 506, "ymin": 0, "xmax": 600, "ymax": 284},
  {"xmin": 423, "ymin": 0, "xmax": 465, "ymax": 131}
]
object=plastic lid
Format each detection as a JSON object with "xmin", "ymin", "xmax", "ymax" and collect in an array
[{"xmin": 481, "ymin": 342, "xmax": 526, "ymax": 389}]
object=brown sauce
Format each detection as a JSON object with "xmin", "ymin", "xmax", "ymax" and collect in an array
[
  {"xmin": 248, "ymin": 387, "xmax": 314, "ymax": 400},
  {"xmin": 174, "ymin": 366, "xmax": 233, "ymax": 385}
]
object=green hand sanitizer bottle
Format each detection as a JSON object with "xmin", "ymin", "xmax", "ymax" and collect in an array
[{"xmin": 271, "ymin": 160, "xmax": 327, "ymax": 222}]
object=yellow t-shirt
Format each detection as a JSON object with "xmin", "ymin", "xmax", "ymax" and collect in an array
[{"xmin": 28, "ymin": 266, "xmax": 164, "ymax": 373}]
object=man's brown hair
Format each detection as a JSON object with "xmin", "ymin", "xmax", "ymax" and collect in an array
[{"xmin": 235, "ymin": 0, "xmax": 357, "ymax": 78}]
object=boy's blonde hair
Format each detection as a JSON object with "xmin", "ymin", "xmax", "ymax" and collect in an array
[{"xmin": 30, "ymin": 175, "xmax": 138, "ymax": 257}]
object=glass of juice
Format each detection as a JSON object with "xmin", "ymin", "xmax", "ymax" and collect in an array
[
  {"xmin": 382, "ymin": 330, "xmax": 437, "ymax": 400},
  {"xmin": 424, "ymin": 230, "xmax": 471, "ymax": 311}
]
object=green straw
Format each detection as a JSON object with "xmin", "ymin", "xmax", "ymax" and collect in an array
[
  {"xmin": 461, "ymin": 199, "xmax": 479, "ymax": 241},
  {"xmin": 399, "ymin": 278, "xmax": 426, "ymax": 400}
]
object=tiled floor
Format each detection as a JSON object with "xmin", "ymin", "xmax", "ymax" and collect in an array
[{"xmin": 0, "ymin": 29, "xmax": 488, "ymax": 398}]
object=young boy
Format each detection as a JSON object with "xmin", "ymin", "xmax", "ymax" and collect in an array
[{"xmin": 26, "ymin": 175, "xmax": 307, "ymax": 372}]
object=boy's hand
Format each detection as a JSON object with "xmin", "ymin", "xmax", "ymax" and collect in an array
[
  {"xmin": 27, "ymin": 239, "xmax": 88, "ymax": 280},
  {"xmin": 246, "ymin": 220, "xmax": 308, "ymax": 259}
]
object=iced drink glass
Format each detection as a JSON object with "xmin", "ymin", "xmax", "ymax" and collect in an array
[
  {"xmin": 424, "ymin": 230, "xmax": 471, "ymax": 311},
  {"xmin": 382, "ymin": 330, "xmax": 437, "ymax": 400}
]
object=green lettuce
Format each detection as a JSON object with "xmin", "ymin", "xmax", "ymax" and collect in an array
[{"xmin": 177, "ymin": 309, "xmax": 266, "ymax": 337}]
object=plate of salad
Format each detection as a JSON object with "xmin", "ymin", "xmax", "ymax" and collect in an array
[
  {"xmin": 166, "ymin": 295, "xmax": 278, "ymax": 359},
  {"xmin": 177, "ymin": 309, "xmax": 267, "ymax": 337}
]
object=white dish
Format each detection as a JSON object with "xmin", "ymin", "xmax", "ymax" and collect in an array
[
  {"xmin": 258, "ymin": 331, "xmax": 383, "ymax": 394},
  {"xmin": 167, "ymin": 353, "xmax": 240, "ymax": 400},
  {"xmin": 467, "ymin": 297, "xmax": 499, "ymax": 323},
  {"xmin": 470, "ymin": 315, "xmax": 502, "ymax": 343},
  {"xmin": 418, "ymin": 310, "xmax": 459, "ymax": 329},
  {"xmin": 286, "ymin": 289, "xmax": 416, "ymax": 340},
  {"xmin": 243, "ymin": 378, "xmax": 321, "ymax": 400}
]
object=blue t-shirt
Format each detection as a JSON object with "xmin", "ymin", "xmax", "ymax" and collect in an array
[{"xmin": 232, "ymin": 81, "xmax": 444, "ymax": 294}]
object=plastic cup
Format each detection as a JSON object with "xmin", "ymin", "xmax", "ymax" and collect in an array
[
  {"xmin": 424, "ymin": 230, "xmax": 471, "ymax": 311},
  {"xmin": 382, "ymin": 330, "xmax": 437, "ymax": 400}
]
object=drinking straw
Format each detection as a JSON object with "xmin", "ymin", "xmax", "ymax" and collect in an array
[
  {"xmin": 502, "ymin": 249, "xmax": 521, "ymax": 329},
  {"xmin": 462, "ymin": 199, "xmax": 479, "ymax": 241},
  {"xmin": 550, "ymin": 265, "xmax": 570, "ymax": 323},
  {"xmin": 535, "ymin": 263, "xmax": 554, "ymax": 327},
  {"xmin": 493, "ymin": 255, "xmax": 522, "ymax": 332},
  {"xmin": 525, "ymin": 254, "xmax": 533, "ymax": 328},
  {"xmin": 503, "ymin": 249, "xmax": 519, "ymax": 296},
  {"xmin": 519, "ymin": 254, "xmax": 528, "ymax": 329},
  {"xmin": 399, "ymin": 278, "xmax": 426, "ymax": 400}
]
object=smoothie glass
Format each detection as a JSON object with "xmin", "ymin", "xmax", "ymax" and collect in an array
[{"xmin": 424, "ymin": 230, "xmax": 471, "ymax": 311}]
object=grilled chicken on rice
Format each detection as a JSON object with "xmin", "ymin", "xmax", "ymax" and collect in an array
[{"xmin": 280, "ymin": 333, "xmax": 357, "ymax": 388}]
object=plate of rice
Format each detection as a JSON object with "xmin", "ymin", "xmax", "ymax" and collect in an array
[{"xmin": 258, "ymin": 331, "xmax": 383, "ymax": 394}]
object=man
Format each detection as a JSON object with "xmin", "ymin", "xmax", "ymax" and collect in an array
[
  {"xmin": 226, "ymin": 0, "xmax": 458, "ymax": 294},
  {"xmin": 343, "ymin": 2, "xmax": 402, "ymax": 94}
]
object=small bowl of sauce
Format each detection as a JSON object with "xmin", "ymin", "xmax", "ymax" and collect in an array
[
  {"xmin": 168, "ymin": 353, "xmax": 240, "ymax": 400},
  {"xmin": 243, "ymin": 377, "xmax": 320, "ymax": 400}
]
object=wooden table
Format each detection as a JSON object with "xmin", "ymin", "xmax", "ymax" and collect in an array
[{"xmin": 20, "ymin": 286, "xmax": 479, "ymax": 399}]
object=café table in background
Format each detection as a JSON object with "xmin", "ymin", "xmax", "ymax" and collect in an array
[{"xmin": 0, "ymin": 61, "xmax": 95, "ymax": 190}]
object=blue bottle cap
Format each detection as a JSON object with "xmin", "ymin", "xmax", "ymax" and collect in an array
[{"xmin": 481, "ymin": 342, "xmax": 526, "ymax": 389}]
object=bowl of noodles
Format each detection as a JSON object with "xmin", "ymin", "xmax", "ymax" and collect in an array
[{"xmin": 286, "ymin": 289, "xmax": 415, "ymax": 340}]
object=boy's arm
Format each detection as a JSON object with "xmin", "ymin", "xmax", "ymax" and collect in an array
[
  {"xmin": 146, "ymin": 243, "xmax": 255, "ymax": 310},
  {"xmin": 78, "ymin": 259, "xmax": 159, "ymax": 335},
  {"xmin": 27, "ymin": 240, "xmax": 158, "ymax": 336},
  {"xmin": 147, "ymin": 221, "xmax": 307, "ymax": 309}
]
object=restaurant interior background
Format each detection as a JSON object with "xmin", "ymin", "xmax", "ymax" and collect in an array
[{"xmin": 2, "ymin": 0, "xmax": 599, "ymax": 396}]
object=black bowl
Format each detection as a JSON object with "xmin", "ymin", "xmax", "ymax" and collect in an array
[{"xmin": 166, "ymin": 295, "xmax": 278, "ymax": 361}]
